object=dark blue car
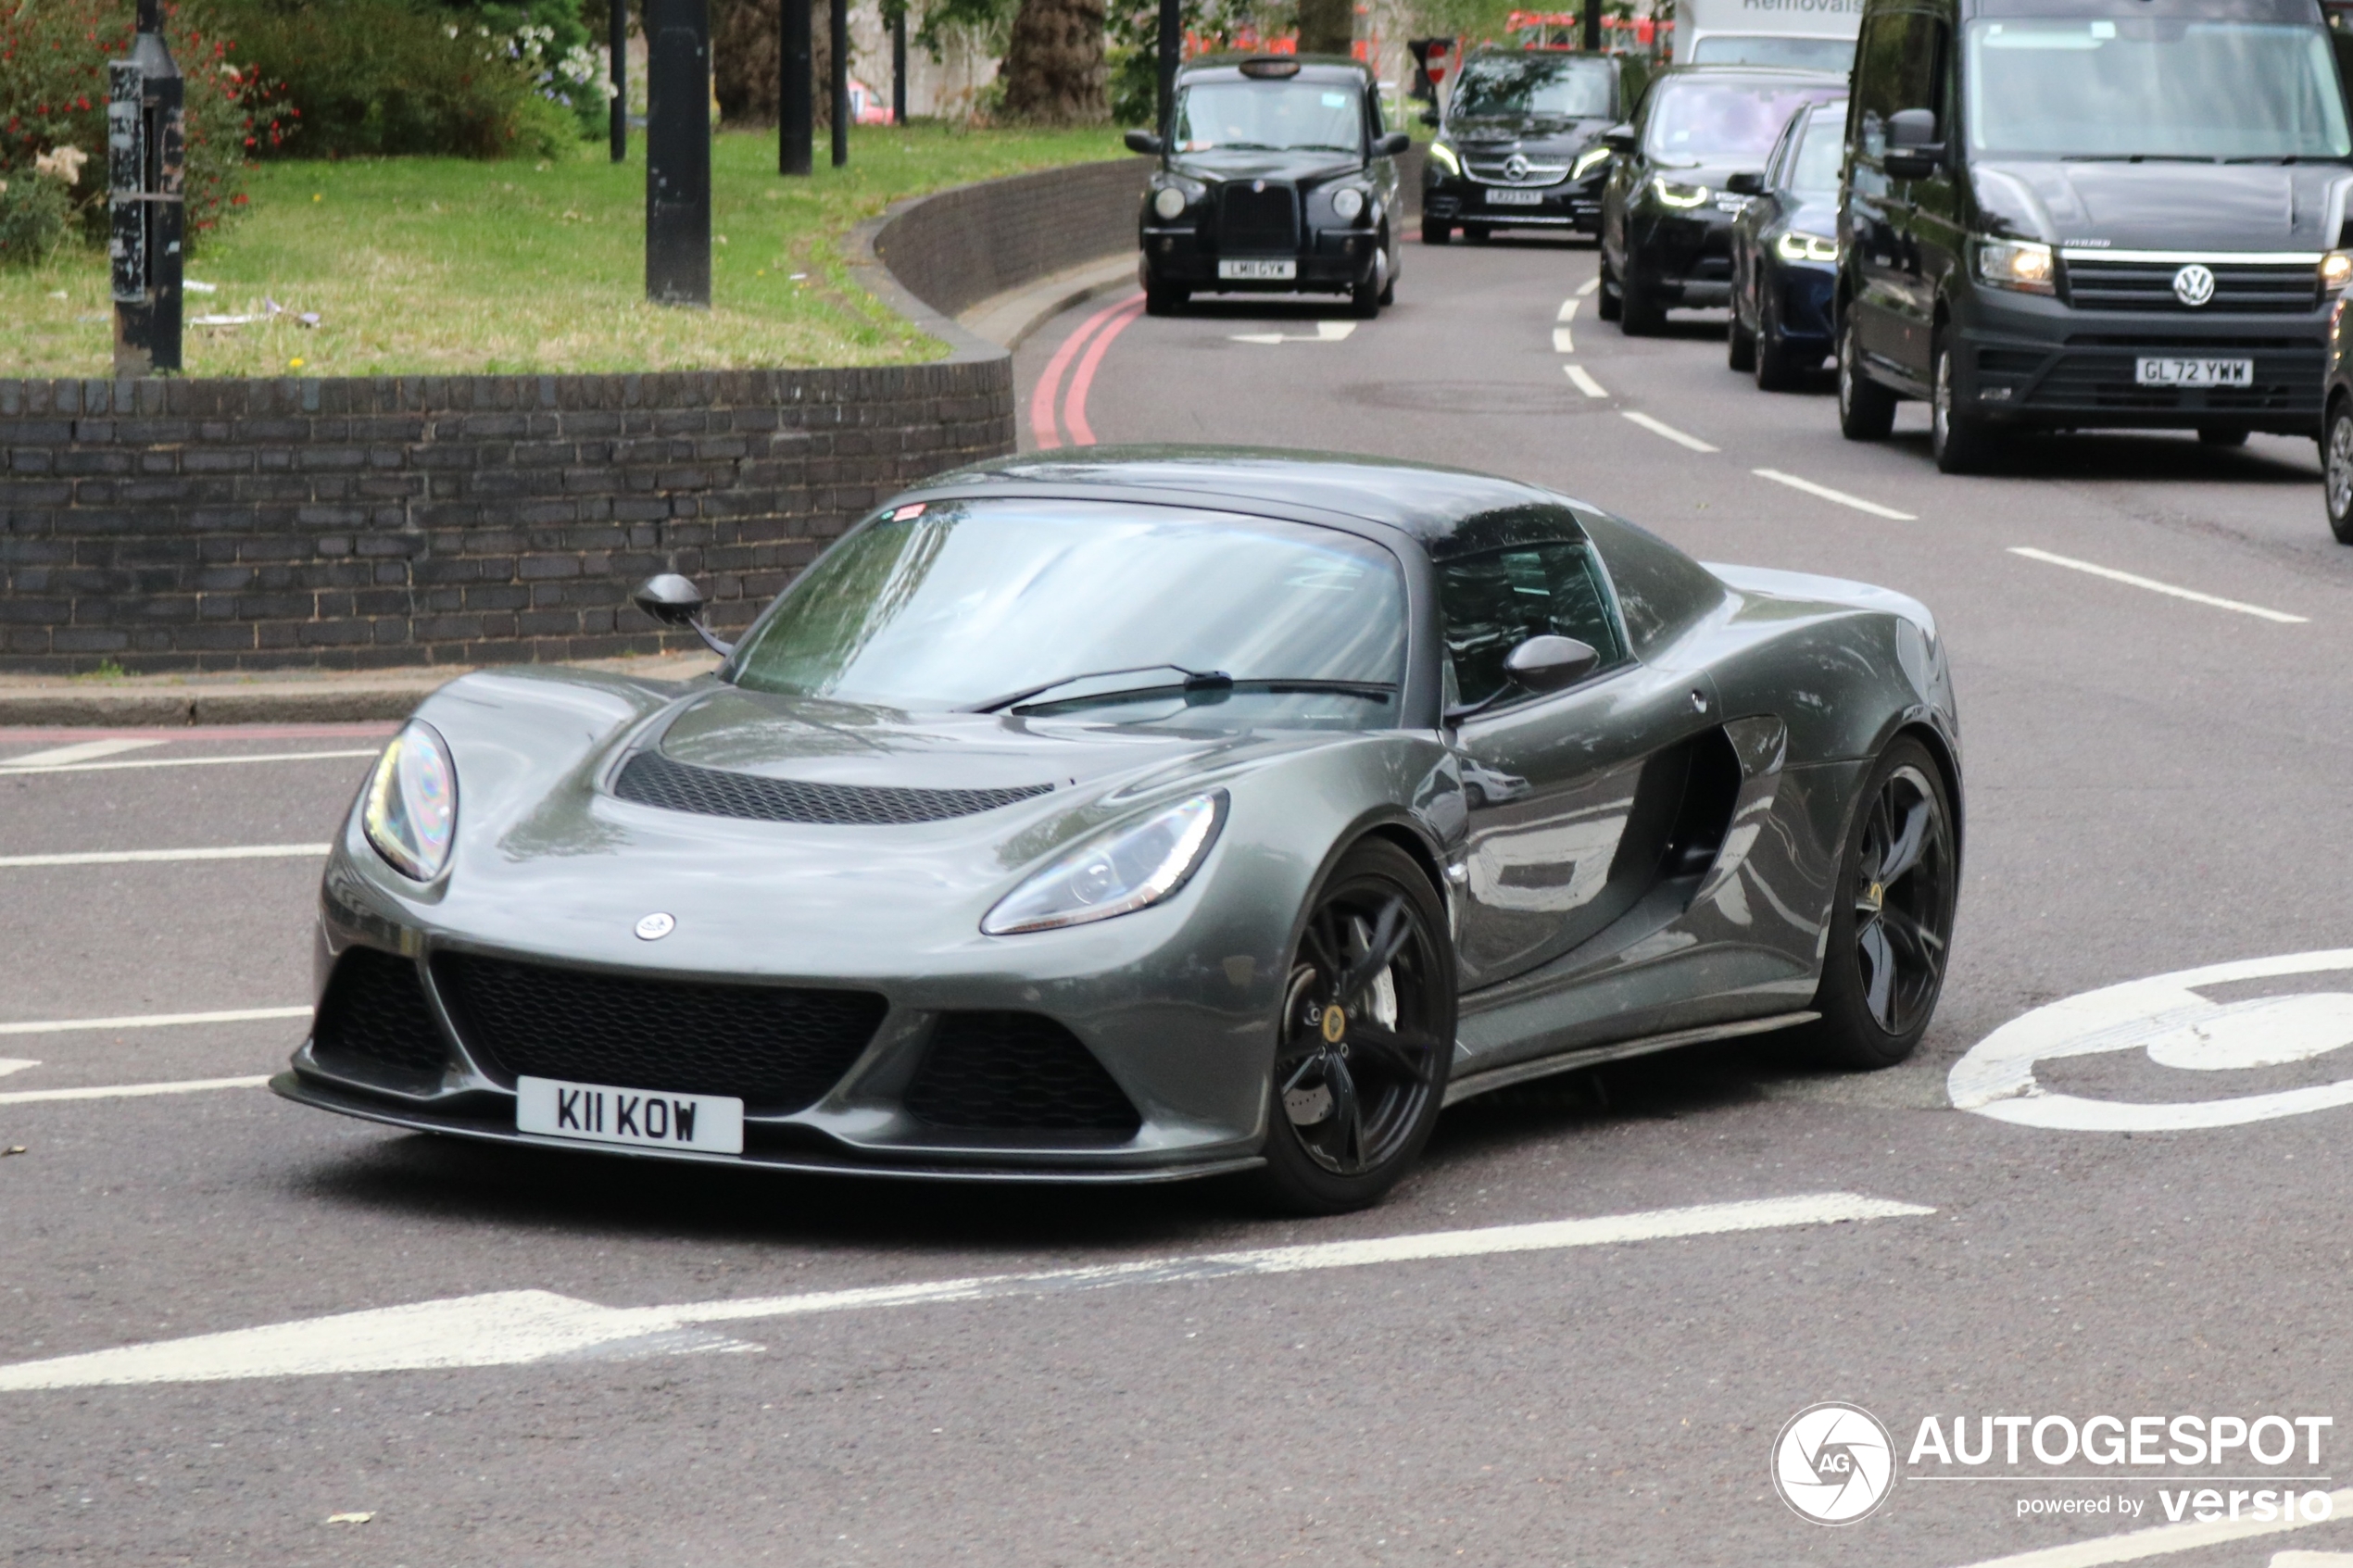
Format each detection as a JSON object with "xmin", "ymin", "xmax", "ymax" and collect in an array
[{"xmin": 1728, "ymin": 96, "xmax": 1846, "ymax": 389}]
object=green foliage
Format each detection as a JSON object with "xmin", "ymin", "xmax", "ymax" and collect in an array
[
  {"xmin": 1103, "ymin": 0, "xmax": 1295, "ymax": 127},
  {"xmin": 448, "ymin": 0, "xmax": 610, "ymax": 138},
  {"xmin": 0, "ymin": 167, "xmax": 70, "ymax": 268},
  {"xmin": 208, "ymin": 0, "xmax": 578, "ymax": 158}
]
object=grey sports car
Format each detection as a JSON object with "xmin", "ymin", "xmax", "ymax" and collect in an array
[{"xmin": 276, "ymin": 448, "xmax": 1961, "ymax": 1212}]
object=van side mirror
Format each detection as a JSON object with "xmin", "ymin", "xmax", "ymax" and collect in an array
[
  {"xmin": 1124, "ymin": 128, "xmax": 1164, "ymax": 156},
  {"xmin": 1374, "ymin": 130, "xmax": 1413, "ymax": 157},
  {"xmin": 1883, "ymin": 107, "xmax": 1944, "ymax": 176},
  {"xmin": 1601, "ymin": 122, "xmax": 1638, "ymax": 154},
  {"xmin": 632, "ymin": 574, "xmax": 735, "ymax": 657},
  {"xmin": 1725, "ymin": 170, "xmax": 1766, "ymax": 196},
  {"xmin": 1503, "ymin": 634, "xmax": 1602, "ymax": 693}
]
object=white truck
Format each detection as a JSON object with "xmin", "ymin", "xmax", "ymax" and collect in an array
[{"xmin": 1671, "ymin": 0, "xmax": 1860, "ymax": 72}]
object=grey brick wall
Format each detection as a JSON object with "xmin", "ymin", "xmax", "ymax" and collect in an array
[{"xmin": 877, "ymin": 158, "xmax": 1153, "ymax": 320}]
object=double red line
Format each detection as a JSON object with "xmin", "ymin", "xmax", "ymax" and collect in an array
[{"xmin": 1029, "ymin": 291, "xmax": 1147, "ymax": 450}]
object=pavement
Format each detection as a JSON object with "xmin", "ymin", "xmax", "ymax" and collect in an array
[{"xmin": 5, "ymin": 234, "xmax": 2352, "ymax": 1568}]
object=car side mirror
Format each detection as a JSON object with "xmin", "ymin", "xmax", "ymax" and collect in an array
[
  {"xmin": 1124, "ymin": 128, "xmax": 1164, "ymax": 156},
  {"xmin": 1418, "ymin": 106, "xmax": 1441, "ymax": 127},
  {"xmin": 1888, "ymin": 107, "xmax": 1937, "ymax": 148},
  {"xmin": 1374, "ymin": 130, "xmax": 1413, "ymax": 157},
  {"xmin": 1725, "ymin": 170, "xmax": 1765, "ymax": 196},
  {"xmin": 1504, "ymin": 634, "xmax": 1602, "ymax": 693},
  {"xmin": 632, "ymin": 573, "xmax": 735, "ymax": 658},
  {"xmin": 1602, "ymin": 122, "xmax": 1637, "ymax": 154}
]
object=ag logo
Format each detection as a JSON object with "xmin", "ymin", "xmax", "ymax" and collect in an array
[
  {"xmin": 2172, "ymin": 263, "xmax": 2216, "ymax": 307},
  {"xmin": 1773, "ymin": 1402, "xmax": 1896, "ymax": 1524}
]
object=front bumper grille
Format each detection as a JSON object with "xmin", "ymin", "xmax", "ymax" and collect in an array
[
  {"xmin": 904, "ymin": 1011, "xmax": 1141, "ymax": 1138},
  {"xmin": 434, "ymin": 952, "xmax": 887, "ymax": 1113},
  {"xmin": 1980, "ymin": 337, "xmax": 2324, "ymax": 417},
  {"xmin": 2062, "ymin": 257, "xmax": 2321, "ymax": 314},
  {"xmin": 312, "ymin": 947, "xmax": 448, "ymax": 1083},
  {"xmin": 1463, "ymin": 158, "xmax": 1568, "ymax": 186},
  {"xmin": 617, "ymin": 749, "xmax": 1053, "ymax": 826},
  {"xmin": 1216, "ymin": 182, "xmax": 1299, "ymax": 254}
]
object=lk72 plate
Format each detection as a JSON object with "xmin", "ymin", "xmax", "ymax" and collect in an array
[
  {"xmin": 1486, "ymin": 188, "xmax": 1545, "ymax": 206},
  {"xmin": 515, "ymin": 1074, "xmax": 745, "ymax": 1155}
]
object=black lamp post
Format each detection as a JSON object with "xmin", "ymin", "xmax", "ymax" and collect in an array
[
  {"xmin": 610, "ymin": 0, "xmax": 628, "ymax": 160},
  {"xmin": 644, "ymin": 0, "xmax": 711, "ymax": 306},
  {"xmin": 1156, "ymin": 0, "xmax": 1181, "ymax": 138},
  {"xmin": 829, "ymin": 0, "xmax": 849, "ymax": 167},
  {"xmin": 1582, "ymin": 0, "xmax": 1602, "ymax": 52},
  {"xmin": 892, "ymin": 6, "xmax": 907, "ymax": 126},
  {"xmin": 781, "ymin": 0, "xmax": 812, "ymax": 174},
  {"xmin": 109, "ymin": 0, "xmax": 182, "ymax": 374}
]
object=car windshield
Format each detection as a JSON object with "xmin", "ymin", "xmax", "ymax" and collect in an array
[
  {"xmin": 727, "ymin": 500, "xmax": 1408, "ymax": 729},
  {"xmin": 1965, "ymin": 19, "xmax": 2350, "ymax": 159},
  {"xmin": 1645, "ymin": 78, "xmax": 1847, "ymax": 159},
  {"xmin": 1449, "ymin": 55, "xmax": 1615, "ymax": 119},
  {"xmin": 1691, "ymin": 36, "xmax": 1856, "ymax": 72},
  {"xmin": 1788, "ymin": 106, "xmax": 1846, "ymax": 194},
  {"xmin": 1175, "ymin": 80, "xmax": 1364, "ymax": 153}
]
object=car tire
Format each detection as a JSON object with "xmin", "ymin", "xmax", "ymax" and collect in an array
[
  {"xmin": 1350, "ymin": 274, "xmax": 1381, "ymax": 319},
  {"xmin": 1753, "ymin": 292, "xmax": 1802, "ymax": 392},
  {"xmin": 1144, "ymin": 282, "xmax": 1189, "ymax": 317},
  {"xmin": 2197, "ymin": 426, "xmax": 2249, "ymax": 447},
  {"xmin": 1838, "ymin": 313, "xmax": 1898, "ymax": 441},
  {"xmin": 1421, "ymin": 220, "xmax": 1452, "ymax": 245},
  {"xmin": 1618, "ymin": 271, "xmax": 1665, "ymax": 335},
  {"xmin": 1799, "ymin": 737, "xmax": 1957, "ymax": 1072},
  {"xmin": 1245, "ymin": 838, "xmax": 1455, "ymax": 1215},
  {"xmin": 1378, "ymin": 240, "xmax": 1396, "ymax": 306},
  {"xmin": 1596, "ymin": 258, "xmax": 1623, "ymax": 322},
  {"xmin": 1931, "ymin": 333, "xmax": 1996, "ymax": 474},
  {"xmin": 2326, "ymin": 398, "xmax": 2353, "ymax": 544},
  {"xmin": 1728, "ymin": 301, "xmax": 1756, "ymax": 372}
]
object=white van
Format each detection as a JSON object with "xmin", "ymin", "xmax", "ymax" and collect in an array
[{"xmin": 1673, "ymin": 0, "xmax": 1861, "ymax": 71}]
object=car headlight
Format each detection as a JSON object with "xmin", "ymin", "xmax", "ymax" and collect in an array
[
  {"xmin": 981, "ymin": 792, "xmax": 1226, "ymax": 935},
  {"xmin": 1775, "ymin": 230, "xmax": 1840, "ymax": 263},
  {"xmin": 1427, "ymin": 140, "xmax": 1460, "ymax": 176},
  {"xmin": 1151, "ymin": 184, "xmax": 1189, "ymax": 220},
  {"xmin": 1331, "ymin": 186, "xmax": 1365, "ymax": 222},
  {"xmin": 1570, "ymin": 144, "xmax": 1611, "ymax": 182},
  {"xmin": 362, "ymin": 720, "xmax": 458, "ymax": 883},
  {"xmin": 2322, "ymin": 250, "xmax": 2353, "ymax": 291},
  {"xmin": 1652, "ymin": 176, "xmax": 1708, "ymax": 207},
  {"xmin": 1977, "ymin": 237, "xmax": 2056, "ymax": 295}
]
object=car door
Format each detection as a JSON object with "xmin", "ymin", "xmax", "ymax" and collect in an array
[
  {"xmin": 1848, "ymin": 7, "xmax": 1946, "ymax": 383},
  {"xmin": 1440, "ymin": 538, "xmax": 1720, "ymax": 997},
  {"xmin": 1740, "ymin": 112, "xmax": 1803, "ymax": 328}
]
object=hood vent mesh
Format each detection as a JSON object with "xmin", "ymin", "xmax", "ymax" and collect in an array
[{"xmin": 616, "ymin": 749, "xmax": 1053, "ymax": 826}]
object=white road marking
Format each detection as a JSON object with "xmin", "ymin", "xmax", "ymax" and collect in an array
[
  {"xmin": 1753, "ymin": 468, "xmax": 1919, "ymax": 521},
  {"xmin": 1565, "ymin": 365, "xmax": 1608, "ymax": 398},
  {"xmin": 1943, "ymin": 1489, "xmax": 2353, "ymax": 1568},
  {"xmin": 0, "ymin": 843, "xmax": 332, "ymax": 870},
  {"xmin": 0, "ymin": 1074, "xmax": 271, "ymax": 1108},
  {"xmin": 2009, "ymin": 547, "xmax": 2308, "ymax": 624},
  {"xmin": 1577, "ymin": 276, "xmax": 1600, "ymax": 295},
  {"xmin": 0, "ymin": 738, "xmax": 165, "ymax": 768},
  {"xmin": 0, "ymin": 748, "xmax": 375, "ymax": 776},
  {"xmin": 1556, "ymin": 297, "xmax": 1580, "ymax": 321},
  {"xmin": 0, "ymin": 1060, "xmax": 37, "ymax": 1078},
  {"xmin": 1228, "ymin": 320, "xmax": 1358, "ymax": 345},
  {"xmin": 1951, "ymin": 950, "xmax": 2353, "ymax": 1131},
  {"xmin": 2274, "ymin": 1555, "xmax": 2353, "ymax": 1567},
  {"xmin": 1553, "ymin": 326, "xmax": 1576, "ymax": 353},
  {"xmin": 0, "ymin": 1006, "xmax": 311, "ymax": 1038},
  {"xmin": 0, "ymin": 1192, "xmax": 1931, "ymax": 1389},
  {"xmin": 1620, "ymin": 410, "xmax": 1719, "ymax": 452}
]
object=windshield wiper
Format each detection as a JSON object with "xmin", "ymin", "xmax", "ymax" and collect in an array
[{"xmin": 966, "ymin": 667, "xmax": 1396, "ymax": 715}]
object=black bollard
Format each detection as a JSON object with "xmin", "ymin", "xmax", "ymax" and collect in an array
[
  {"xmin": 891, "ymin": 6, "xmax": 907, "ymax": 127},
  {"xmin": 644, "ymin": 0, "xmax": 711, "ymax": 306},
  {"xmin": 610, "ymin": 0, "xmax": 628, "ymax": 161},
  {"xmin": 109, "ymin": 0, "xmax": 183, "ymax": 375},
  {"xmin": 1581, "ymin": 0, "xmax": 1601, "ymax": 53},
  {"xmin": 1155, "ymin": 0, "xmax": 1181, "ymax": 141},
  {"xmin": 829, "ymin": 0, "xmax": 849, "ymax": 167},
  {"xmin": 780, "ymin": 0, "xmax": 812, "ymax": 175}
]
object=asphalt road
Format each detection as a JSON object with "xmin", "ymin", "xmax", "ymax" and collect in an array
[{"xmin": 6, "ymin": 235, "xmax": 2353, "ymax": 1568}]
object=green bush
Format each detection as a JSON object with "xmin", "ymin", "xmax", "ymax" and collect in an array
[
  {"xmin": 459, "ymin": 0, "xmax": 611, "ymax": 140},
  {"xmin": 208, "ymin": 0, "xmax": 576, "ymax": 158},
  {"xmin": 0, "ymin": 168, "xmax": 71, "ymax": 267}
]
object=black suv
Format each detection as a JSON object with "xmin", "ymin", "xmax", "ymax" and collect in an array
[
  {"xmin": 1126, "ymin": 56, "xmax": 1411, "ymax": 318},
  {"xmin": 1420, "ymin": 48, "xmax": 1629, "ymax": 244},
  {"xmin": 1838, "ymin": 0, "xmax": 2353, "ymax": 472},
  {"xmin": 1599, "ymin": 66, "xmax": 1847, "ymax": 334}
]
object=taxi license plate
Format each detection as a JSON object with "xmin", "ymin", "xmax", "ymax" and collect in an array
[
  {"xmin": 516, "ymin": 1074, "xmax": 744, "ymax": 1154},
  {"xmin": 2135, "ymin": 357, "xmax": 2254, "ymax": 388},
  {"xmin": 1218, "ymin": 258, "xmax": 1296, "ymax": 281},
  {"xmin": 1487, "ymin": 188, "xmax": 1544, "ymax": 207}
]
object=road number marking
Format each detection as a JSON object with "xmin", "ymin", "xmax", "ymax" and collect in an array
[
  {"xmin": 0, "ymin": 843, "xmax": 332, "ymax": 870},
  {"xmin": 1621, "ymin": 410, "xmax": 1719, "ymax": 452},
  {"xmin": 1565, "ymin": 366, "xmax": 1607, "ymax": 398},
  {"xmin": 0, "ymin": 1006, "xmax": 311, "ymax": 1037},
  {"xmin": 2008, "ymin": 546, "xmax": 2307, "ymax": 624},
  {"xmin": 1753, "ymin": 468, "xmax": 1919, "ymax": 521}
]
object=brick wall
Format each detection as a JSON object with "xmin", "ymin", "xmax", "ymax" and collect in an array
[{"xmin": 877, "ymin": 158, "xmax": 1152, "ymax": 320}]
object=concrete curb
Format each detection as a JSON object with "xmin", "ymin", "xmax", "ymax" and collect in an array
[{"xmin": 959, "ymin": 255, "xmax": 1138, "ymax": 350}]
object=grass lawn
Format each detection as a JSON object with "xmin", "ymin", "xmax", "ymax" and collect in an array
[{"xmin": 0, "ymin": 123, "xmax": 1125, "ymax": 378}]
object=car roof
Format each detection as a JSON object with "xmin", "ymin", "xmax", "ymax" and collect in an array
[
  {"xmin": 903, "ymin": 446, "xmax": 1588, "ymax": 547},
  {"xmin": 1176, "ymin": 56, "xmax": 1375, "ymax": 85},
  {"xmin": 1650, "ymin": 63, "xmax": 1848, "ymax": 85}
]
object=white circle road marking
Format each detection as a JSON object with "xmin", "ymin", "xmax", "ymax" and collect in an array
[{"xmin": 1949, "ymin": 950, "xmax": 2353, "ymax": 1131}]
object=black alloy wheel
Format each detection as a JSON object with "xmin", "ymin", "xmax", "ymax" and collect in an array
[
  {"xmin": 1617, "ymin": 267, "xmax": 1664, "ymax": 335},
  {"xmin": 1251, "ymin": 839, "xmax": 1454, "ymax": 1213},
  {"xmin": 1803, "ymin": 739, "xmax": 1957, "ymax": 1070},
  {"xmin": 1596, "ymin": 257, "xmax": 1624, "ymax": 321},
  {"xmin": 1753, "ymin": 290, "xmax": 1801, "ymax": 391},
  {"xmin": 1931, "ymin": 333, "xmax": 1994, "ymax": 474},
  {"xmin": 1378, "ymin": 234, "xmax": 1396, "ymax": 306},
  {"xmin": 1837, "ymin": 311, "xmax": 1897, "ymax": 440},
  {"xmin": 1727, "ymin": 281, "xmax": 1756, "ymax": 371},
  {"xmin": 2328, "ymin": 398, "xmax": 2353, "ymax": 544}
]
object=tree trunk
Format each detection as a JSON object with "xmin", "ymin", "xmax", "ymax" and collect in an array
[
  {"xmin": 999, "ymin": 0, "xmax": 1107, "ymax": 124},
  {"xmin": 1295, "ymin": 0, "xmax": 1353, "ymax": 57},
  {"xmin": 711, "ymin": 0, "xmax": 835, "ymax": 127}
]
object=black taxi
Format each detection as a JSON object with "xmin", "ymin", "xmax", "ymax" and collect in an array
[{"xmin": 1125, "ymin": 56, "xmax": 1411, "ymax": 319}]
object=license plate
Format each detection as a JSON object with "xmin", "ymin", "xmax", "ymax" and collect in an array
[
  {"xmin": 1218, "ymin": 258, "xmax": 1296, "ymax": 281},
  {"xmin": 1487, "ymin": 187, "xmax": 1545, "ymax": 207},
  {"xmin": 2134, "ymin": 357, "xmax": 2254, "ymax": 388},
  {"xmin": 516, "ymin": 1074, "xmax": 744, "ymax": 1155}
]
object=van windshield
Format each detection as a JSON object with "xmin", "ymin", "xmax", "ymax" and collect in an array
[
  {"xmin": 1449, "ymin": 54, "xmax": 1616, "ymax": 119},
  {"xmin": 1643, "ymin": 78, "xmax": 1848, "ymax": 159},
  {"xmin": 1965, "ymin": 19, "xmax": 2350, "ymax": 159}
]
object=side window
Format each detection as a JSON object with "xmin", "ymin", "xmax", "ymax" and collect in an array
[
  {"xmin": 1855, "ymin": 12, "xmax": 1943, "ymax": 157},
  {"xmin": 1438, "ymin": 543, "xmax": 1628, "ymax": 709}
]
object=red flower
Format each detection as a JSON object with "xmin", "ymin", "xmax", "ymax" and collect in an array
[{"xmin": 231, "ymin": 193, "xmax": 247, "ymax": 205}]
